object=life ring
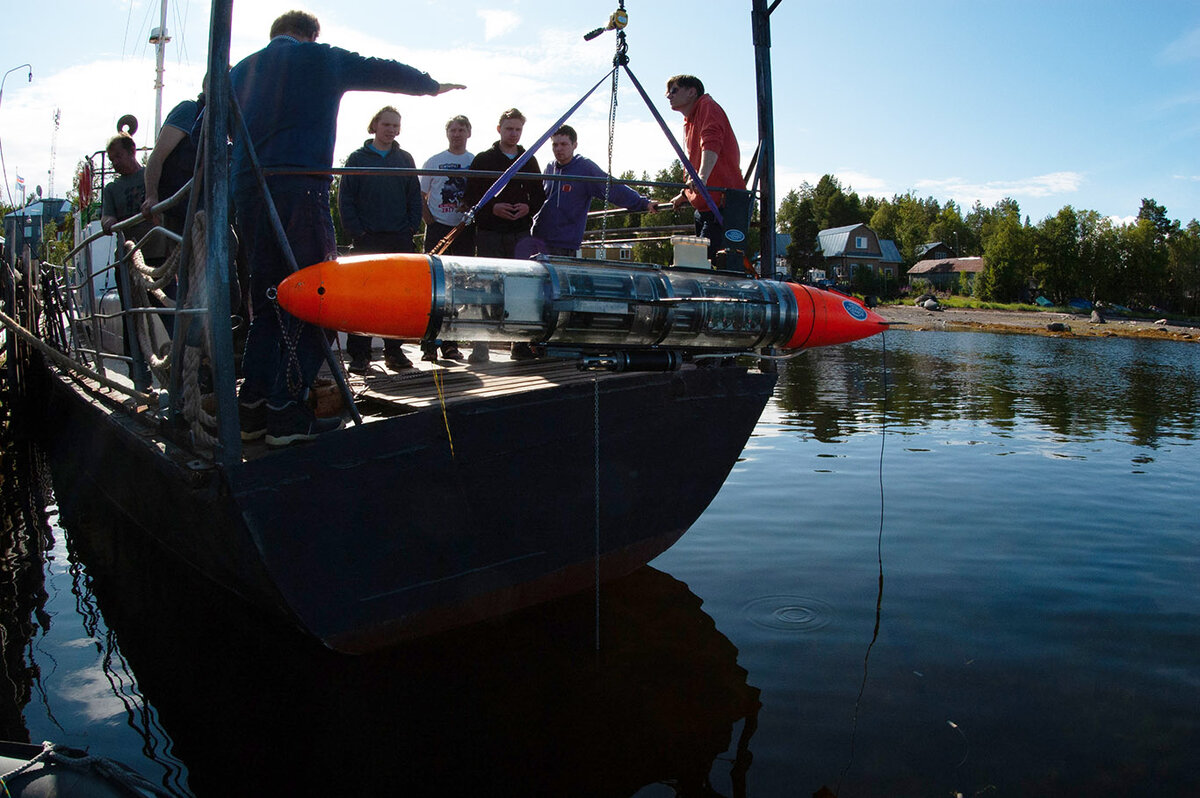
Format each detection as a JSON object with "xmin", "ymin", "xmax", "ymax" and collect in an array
[
  {"xmin": 116, "ymin": 114, "xmax": 138, "ymax": 135},
  {"xmin": 76, "ymin": 161, "xmax": 93, "ymax": 207}
]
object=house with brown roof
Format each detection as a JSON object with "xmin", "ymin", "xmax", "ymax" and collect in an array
[
  {"xmin": 914, "ymin": 241, "xmax": 957, "ymax": 261},
  {"xmin": 907, "ymin": 256, "xmax": 986, "ymax": 290},
  {"xmin": 815, "ymin": 223, "xmax": 902, "ymax": 282}
]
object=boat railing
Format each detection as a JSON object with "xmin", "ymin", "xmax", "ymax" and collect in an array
[{"xmin": 48, "ymin": 177, "xmax": 197, "ymax": 386}]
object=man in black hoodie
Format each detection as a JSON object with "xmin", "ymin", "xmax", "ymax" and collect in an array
[
  {"xmin": 462, "ymin": 108, "xmax": 545, "ymax": 362},
  {"xmin": 464, "ymin": 107, "xmax": 546, "ymax": 258}
]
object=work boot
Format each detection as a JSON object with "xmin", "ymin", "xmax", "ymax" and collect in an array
[{"xmin": 347, "ymin": 355, "xmax": 371, "ymax": 375}]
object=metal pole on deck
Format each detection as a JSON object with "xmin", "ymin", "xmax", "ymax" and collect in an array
[
  {"xmin": 752, "ymin": 0, "xmax": 778, "ymax": 278},
  {"xmin": 204, "ymin": 0, "xmax": 242, "ymax": 470}
]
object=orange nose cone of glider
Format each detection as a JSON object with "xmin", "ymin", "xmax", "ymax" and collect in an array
[
  {"xmin": 784, "ymin": 284, "xmax": 888, "ymax": 350},
  {"xmin": 275, "ymin": 261, "xmax": 329, "ymax": 328},
  {"xmin": 276, "ymin": 254, "xmax": 434, "ymax": 339}
]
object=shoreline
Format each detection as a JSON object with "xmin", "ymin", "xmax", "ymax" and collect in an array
[{"xmin": 875, "ymin": 303, "xmax": 1198, "ymax": 343}]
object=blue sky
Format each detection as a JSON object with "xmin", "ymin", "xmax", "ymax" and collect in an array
[{"xmin": 2, "ymin": 0, "xmax": 1197, "ymax": 227}]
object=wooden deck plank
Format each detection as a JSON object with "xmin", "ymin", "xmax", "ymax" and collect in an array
[{"xmin": 353, "ymin": 357, "xmax": 603, "ymax": 409}]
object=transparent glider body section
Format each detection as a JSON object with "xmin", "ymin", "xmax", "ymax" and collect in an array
[{"xmin": 431, "ymin": 255, "xmax": 799, "ymax": 352}]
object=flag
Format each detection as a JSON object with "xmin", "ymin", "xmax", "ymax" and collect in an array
[{"xmin": 15, "ymin": 174, "xmax": 24, "ymax": 189}]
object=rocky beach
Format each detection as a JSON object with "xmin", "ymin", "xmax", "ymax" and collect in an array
[{"xmin": 876, "ymin": 303, "xmax": 1198, "ymax": 343}]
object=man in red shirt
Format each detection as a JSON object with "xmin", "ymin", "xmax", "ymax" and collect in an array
[{"xmin": 666, "ymin": 74, "xmax": 742, "ymax": 264}]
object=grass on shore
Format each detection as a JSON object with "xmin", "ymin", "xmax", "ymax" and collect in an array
[
  {"xmin": 880, "ymin": 295, "xmax": 1198, "ymax": 323},
  {"xmin": 880, "ymin": 296, "xmax": 1052, "ymax": 313}
]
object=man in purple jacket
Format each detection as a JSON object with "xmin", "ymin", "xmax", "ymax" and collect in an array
[{"xmin": 530, "ymin": 125, "xmax": 654, "ymax": 256}]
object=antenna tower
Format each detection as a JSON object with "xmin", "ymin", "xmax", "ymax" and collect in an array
[{"xmin": 48, "ymin": 107, "xmax": 60, "ymax": 198}]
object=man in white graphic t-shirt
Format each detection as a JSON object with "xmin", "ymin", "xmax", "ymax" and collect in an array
[{"xmin": 419, "ymin": 114, "xmax": 474, "ymax": 360}]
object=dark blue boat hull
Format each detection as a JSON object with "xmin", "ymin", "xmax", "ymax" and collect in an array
[{"xmin": 39, "ymin": 362, "xmax": 775, "ymax": 652}]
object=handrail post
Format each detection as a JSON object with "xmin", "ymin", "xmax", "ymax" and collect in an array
[{"xmin": 204, "ymin": 0, "xmax": 242, "ymax": 471}]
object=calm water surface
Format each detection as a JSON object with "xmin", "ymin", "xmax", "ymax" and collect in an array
[{"xmin": 1, "ymin": 329, "xmax": 1197, "ymax": 796}]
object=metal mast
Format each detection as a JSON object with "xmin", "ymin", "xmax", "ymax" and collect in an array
[
  {"xmin": 150, "ymin": 0, "xmax": 171, "ymax": 135},
  {"xmin": 48, "ymin": 108, "xmax": 59, "ymax": 198},
  {"xmin": 752, "ymin": 0, "xmax": 779, "ymax": 277}
]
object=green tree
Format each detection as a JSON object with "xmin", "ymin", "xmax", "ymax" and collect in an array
[
  {"xmin": 977, "ymin": 212, "xmax": 1032, "ymax": 301},
  {"xmin": 967, "ymin": 197, "xmax": 1022, "ymax": 253},
  {"xmin": 928, "ymin": 201, "xmax": 973, "ymax": 256},
  {"xmin": 1166, "ymin": 219, "xmax": 1200, "ymax": 314},
  {"xmin": 330, "ymin": 174, "xmax": 347, "ymax": 248},
  {"xmin": 777, "ymin": 186, "xmax": 820, "ymax": 274},
  {"xmin": 1118, "ymin": 218, "xmax": 1170, "ymax": 308},
  {"xmin": 1032, "ymin": 206, "xmax": 1081, "ymax": 304},
  {"xmin": 776, "ymin": 174, "xmax": 873, "ymax": 275},
  {"xmin": 632, "ymin": 161, "xmax": 690, "ymax": 266},
  {"xmin": 1077, "ymin": 210, "xmax": 1118, "ymax": 303},
  {"xmin": 1137, "ymin": 198, "xmax": 1177, "ymax": 245},
  {"xmin": 40, "ymin": 217, "xmax": 75, "ymax": 265},
  {"xmin": 870, "ymin": 192, "xmax": 942, "ymax": 265}
]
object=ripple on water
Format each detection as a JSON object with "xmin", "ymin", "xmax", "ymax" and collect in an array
[{"xmin": 742, "ymin": 595, "xmax": 834, "ymax": 633}]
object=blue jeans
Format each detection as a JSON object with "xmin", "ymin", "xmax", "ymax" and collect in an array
[
  {"xmin": 695, "ymin": 209, "xmax": 725, "ymax": 263},
  {"xmin": 346, "ymin": 231, "xmax": 415, "ymax": 360},
  {"xmin": 235, "ymin": 180, "xmax": 336, "ymax": 407}
]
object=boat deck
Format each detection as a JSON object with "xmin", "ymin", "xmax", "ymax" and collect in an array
[
  {"xmin": 53, "ymin": 342, "xmax": 624, "ymax": 464},
  {"xmin": 239, "ymin": 343, "xmax": 635, "ymax": 460},
  {"xmin": 348, "ymin": 347, "xmax": 602, "ymax": 415}
]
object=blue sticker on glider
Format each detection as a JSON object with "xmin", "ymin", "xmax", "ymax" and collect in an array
[{"xmin": 843, "ymin": 299, "xmax": 868, "ymax": 321}]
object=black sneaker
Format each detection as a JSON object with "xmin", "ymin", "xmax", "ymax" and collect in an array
[
  {"xmin": 384, "ymin": 350, "xmax": 414, "ymax": 370},
  {"xmin": 347, "ymin": 356, "xmax": 371, "ymax": 375},
  {"xmin": 265, "ymin": 402, "xmax": 343, "ymax": 447},
  {"xmin": 239, "ymin": 399, "xmax": 267, "ymax": 441}
]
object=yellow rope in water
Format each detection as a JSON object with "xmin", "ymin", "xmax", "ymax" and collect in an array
[{"xmin": 432, "ymin": 368, "xmax": 455, "ymax": 459}]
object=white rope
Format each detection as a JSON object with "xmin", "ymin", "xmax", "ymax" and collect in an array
[
  {"xmin": 0, "ymin": 740, "xmax": 174, "ymax": 797},
  {"xmin": 125, "ymin": 242, "xmax": 173, "ymax": 386},
  {"xmin": 178, "ymin": 211, "xmax": 218, "ymax": 448}
]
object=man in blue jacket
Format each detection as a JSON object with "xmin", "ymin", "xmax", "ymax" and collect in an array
[
  {"xmin": 231, "ymin": 10, "xmax": 462, "ymax": 447},
  {"xmin": 530, "ymin": 125, "xmax": 654, "ymax": 256},
  {"xmin": 338, "ymin": 105, "xmax": 421, "ymax": 374}
]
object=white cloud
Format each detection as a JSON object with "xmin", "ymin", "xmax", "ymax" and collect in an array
[
  {"xmin": 1108, "ymin": 215, "xmax": 1137, "ymax": 227},
  {"xmin": 914, "ymin": 171, "xmax": 1084, "ymax": 206},
  {"xmin": 1173, "ymin": 174, "xmax": 1200, "ymax": 182},
  {"xmin": 478, "ymin": 9, "xmax": 521, "ymax": 42},
  {"xmin": 830, "ymin": 169, "xmax": 891, "ymax": 197},
  {"xmin": 0, "ymin": 57, "xmax": 205, "ymax": 202},
  {"xmin": 1161, "ymin": 26, "xmax": 1200, "ymax": 64}
]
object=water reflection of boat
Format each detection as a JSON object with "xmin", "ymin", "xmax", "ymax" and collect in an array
[
  {"xmin": 65, "ymin": 500, "xmax": 760, "ymax": 797},
  {"xmin": 0, "ymin": 431, "xmax": 53, "ymax": 745}
]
